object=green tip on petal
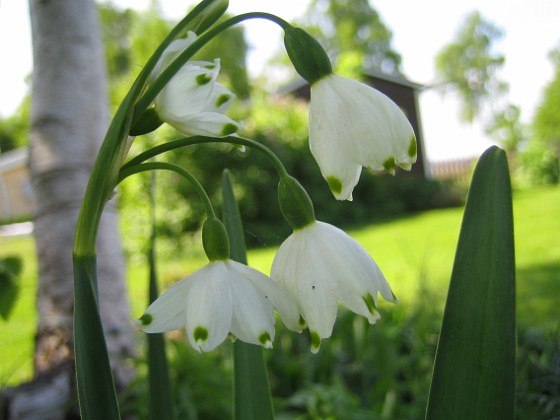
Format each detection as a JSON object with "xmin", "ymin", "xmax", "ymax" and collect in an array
[
  {"xmin": 326, "ymin": 176, "xmax": 343, "ymax": 195},
  {"xmin": 408, "ymin": 136, "xmax": 417, "ymax": 158},
  {"xmin": 216, "ymin": 93, "xmax": 231, "ymax": 107},
  {"xmin": 194, "ymin": 326, "xmax": 208, "ymax": 342},
  {"xmin": 139, "ymin": 313, "xmax": 153, "ymax": 326},
  {"xmin": 310, "ymin": 331, "xmax": 321, "ymax": 353},
  {"xmin": 196, "ymin": 73, "xmax": 212, "ymax": 85},
  {"xmin": 259, "ymin": 332, "xmax": 272, "ymax": 348},
  {"xmin": 298, "ymin": 315, "xmax": 307, "ymax": 328},
  {"xmin": 383, "ymin": 157, "xmax": 396, "ymax": 174},
  {"xmin": 363, "ymin": 293, "xmax": 377, "ymax": 316},
  {"xmin": 391, "ymin": 290, "xmax": 399, "ymax": 303},
  {"xmin": 221, "ymin": 123, "xmax": 238, "ymax": 136}
]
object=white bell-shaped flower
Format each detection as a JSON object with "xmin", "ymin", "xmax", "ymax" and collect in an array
[
  {"xmin": 271, "ymin": 220, "xmax": 397, "ymax": 353},
  {"xmin": 137, "ymin": 260, "xmax": 301, "ymax": 352},
  {"xmin": 309, "ymin": 73, "xmax": 417, "ymax": 200},
  {"xmin": 152, "ymin": 33, "xmax": 242, "ymax": 137}
]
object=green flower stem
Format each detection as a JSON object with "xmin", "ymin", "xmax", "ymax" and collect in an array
[
  {"xmin": 71, "ymin": 3, "xmax": 232, "ymax": 418},
  {"xmin": 121, "ymin": 135, "xmax": 289, "ymax": 179},
  {"xmin": 73, "ymin": 0, "xmax": 218, "ymax": 258},
  {"xmin": 132, "ymin": 12, "xmax": 291, "ymax": 122},
  {"xmin": 118, "ymin": 161, "xmax": 216, "ymax": 219}
]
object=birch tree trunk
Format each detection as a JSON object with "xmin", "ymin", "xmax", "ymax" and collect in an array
[{"xmin": 1, "ymin": 1, "xmax": 136, "ymax": 418}]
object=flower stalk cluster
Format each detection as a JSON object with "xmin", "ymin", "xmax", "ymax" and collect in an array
[{"xmin": 78, "ymin": 0, "xmax": 417, "ymax": 354}]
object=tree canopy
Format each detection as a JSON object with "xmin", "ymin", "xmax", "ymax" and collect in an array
[
  {"xmin": 298, "ymin": 0, "xmax": 401, "ymax": 77},
  {"xmin": 435, "ymin": 11, "xmax": 507, "ymax": 122}
]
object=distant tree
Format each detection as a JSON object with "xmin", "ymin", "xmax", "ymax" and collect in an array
[
  {"xmin": 0, "ymin": 99, "xmax": 30, "ymax": 153},
  {"xmin": 436, "ymin": 11, "xmax": 507, "ymax": 122},
  {"xmin": 526, "ymin": 43, "xmax": 560, "ymax": 183},
  {"xmin": 485, "ymin": 103, "xmax": 525, "ymax": 155},
  {"xmin": 533, "ymin": 46, "xmax": 560, "ymax": 156},
  {"xmin": 298, "ymin": 0, "xmax": 401, "ymax": 77}
]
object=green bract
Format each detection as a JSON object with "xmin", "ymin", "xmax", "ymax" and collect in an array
[
  {"xmin": 283, "ymin": 26, "xmax": 332, "ymax": 85},
  {"xmin": 277, "ymin": 175, "xmax": 316, "ymax": 230},
  {"xmin": 202, "ymin": 217, "xmax": 230, "ymax": 261}
]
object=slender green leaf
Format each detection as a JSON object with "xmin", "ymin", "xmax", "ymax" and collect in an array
[
  {"xmin": 426, "ymin": 146, "xmax": 516, "ymax": 420},
  {"xmin": 221, "ymin": 170, "xmax": 275, "ymax": 420},
  {"xmin": 147, "ymin": 172, "xmax": 175, "ymax": 420},
  {"xmin": 73, "ymin": 256, "xmax": 121, "ymax": 420}
]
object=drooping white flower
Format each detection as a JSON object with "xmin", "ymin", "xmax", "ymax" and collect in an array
[
  {"xmin": 137, "ymin": 259, "xmax": 301, "ymax": 352},
  {"xmin": 152, "ymin": 33, "xmax": 242, "ymax": 137},
  {"xmin": 309, "ymin": 73, "xmax": 417, "ymax": 201},
  {"xmin": 271, "ymin": 220, "xmax": 397, "ymax": 353}
]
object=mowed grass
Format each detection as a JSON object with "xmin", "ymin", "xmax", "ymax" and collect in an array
[{"xmin": 1, "ymin": 185, "xmax": 559, "ymax": 387}]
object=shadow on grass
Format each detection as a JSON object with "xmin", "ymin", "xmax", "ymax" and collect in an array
[{"xmin": 517, "ymin": 261, "xmax": 560, "ymax": 329}]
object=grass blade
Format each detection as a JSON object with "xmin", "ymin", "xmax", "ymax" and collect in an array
[
  {"xmin": 221, "ymin": 170, "xmax": 275, "ymax": 420},
  {"xmin": 426, "ymin": 146, "xmax": 516, "ymax": 419}
]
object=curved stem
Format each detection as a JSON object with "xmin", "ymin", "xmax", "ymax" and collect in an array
[
  {"xmin": 121, "ymin": 136, "xmax": 289, "ymax": 179},
  {"xmin": 133, "ymin": 12, "xmax": 291, "ymax": 122},
  {"xmin": 73, "ymin": 2, "xmax": 219, "ymax": 258},
  {"xmin": 119, "ymin": 161, "xmax": 216, "ymax": 219}
]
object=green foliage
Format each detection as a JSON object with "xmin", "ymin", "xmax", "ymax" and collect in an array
[
  {"xmin": 2, "ymin": 186, "xmax": 559, "ymax": 417},
  {"xmin": 120, "ymin": 93, "xmax": 464, "ymax": 255},
  {"xmin": 525, "ymin": 42, "xmax": 560, "ymax": 184},
  {"xmin": 0, "ymin": 256, "xmax": 22, "ymax": 321},
  {"xmin": 516, "ymin": 328, "xmax": 560, "ymax": 419},
  {"xmin": 0, "ymin": 98, "xmax": 30, "ymax": 152},
  {"xmin": 300, "ymin": 0, "xmax": 402, "ymax": 76},
  {"xmin": 533, "ymin": 58, "xmax": 560, "ymax": 151},
  {"xmin": 517, "ymin": 143, "xmax": 560, "ymax": 185},
  {"xmin": 485, "ymin": 103, "xmax": 525, "ymax": 153},
  {"xmin": 436, "ymin": 11, "xmax": 507, "ymax": 122},
  {"xmin": 122, "ymin": 339, "xmax": 233, "ymax": 420},
  {"xmin": 269, "ymin": 299, "xmax": 441, "ymax": 419}
]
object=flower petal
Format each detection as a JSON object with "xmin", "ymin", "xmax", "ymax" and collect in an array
[
  {"xmin": 151, "ymin": 32, "xmax": 198, "ymax": 80},
  {"xmin": 271, "ymin": 224, "xmax": 338, "ymax": 339},
  {"xmin": 164, "ymin": 112, "xmax": 241, "ymax": 137},
  {"xmin": 306, "ymin": 222, "xmax": 397, "ymax": 322},
  {"xmin": 204, "ymin": 83, "xmax": 236, "ymax": 113},
  {"xmin": 309, "ymin": 73, "xmax": 416, "ymax": 200},
  {"xmin": 136, "ymin": 276, "xmax": 191, "ymax": 333},
  {"xmin": 309, "ymin": 81, "xmax": 362, "ymax": 200},
  {"xmin": 155, "ymin": 59, "xmax": 220, "ymax": 117},
  {"xmin": 184, "ymin": 262, "xmax": 233, "ymax": 352},
  {"xmin": 225, "ymin": 262, "xmax": 276, "ymax": 348},
  {"xmin": 228, "ymin": 260, "xmax": 302, "ymax": 332}
]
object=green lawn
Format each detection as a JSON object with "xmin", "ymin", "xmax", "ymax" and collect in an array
[{"xmin": 1, "ymin": 185, "xmax": 559, "ymax": 387}]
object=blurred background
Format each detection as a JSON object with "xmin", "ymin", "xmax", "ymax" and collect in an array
[{"xmin": 1, "ymin": 1, "xmax": 559, "ymax": 418}]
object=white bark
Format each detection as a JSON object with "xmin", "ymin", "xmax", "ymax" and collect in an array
[{"xmin": 3, "ymin": 0, "xmax": 137, "ymax": 417}]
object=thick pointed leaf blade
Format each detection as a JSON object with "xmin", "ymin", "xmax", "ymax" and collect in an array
[
  {"xmin": 222, "ymin": 170, "xmax": 275, "ymax": 420},
  {"xmin": 426, "ymin": 146, "xmax": 516, "ymax": 420},
  {"xmin": 73, "ymin": 256, "xmax": 121, "ymax": 420}
]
